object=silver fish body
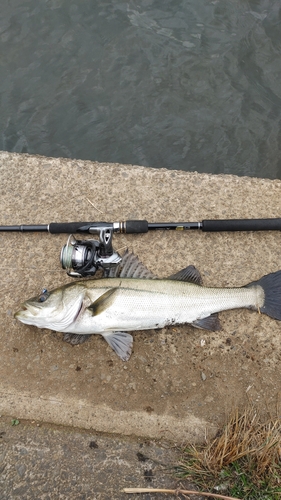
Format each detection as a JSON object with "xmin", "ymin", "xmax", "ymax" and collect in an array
[
  {"xmin": 15, "ymin": 252, "xmax": 281, "ymax": 361},
  {"xmin": 40, "ymin": 277, "xmax": 263, "ymax": 334}
]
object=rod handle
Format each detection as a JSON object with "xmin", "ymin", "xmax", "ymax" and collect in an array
[
  {"xmin": 125, "ymin": 220, "xmax": 148, "ymax": 233},
  {"xmin": 48, "ymin": 222, "xmax": 95, "ymax": 233},
  {"xmin": 202, "ymin": 218, "xmax": 281, "ymax": 232}
]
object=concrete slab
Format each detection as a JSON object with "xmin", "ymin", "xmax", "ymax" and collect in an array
[
  {"xmin": 1, "ymin": 151, "xmax": 281, "ymax": 443},
  {"xmin": 0, "ymin": 415, "xmax": 187, "ymax": 500}
]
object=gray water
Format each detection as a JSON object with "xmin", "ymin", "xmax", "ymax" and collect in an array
[{"xmin": 1, "ymin": 0, "xmax": 281, "ymax": 178}]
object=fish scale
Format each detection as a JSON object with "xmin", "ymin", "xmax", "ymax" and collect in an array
[{"xmin": 83, "ymin": 278, "xmax": 263, "ymax": 332}]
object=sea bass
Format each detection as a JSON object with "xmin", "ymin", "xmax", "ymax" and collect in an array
[{"xmin": 15, "ymin": 252, "xmax": 281, "ymax": 361}]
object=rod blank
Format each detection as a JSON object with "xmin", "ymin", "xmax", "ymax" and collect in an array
[{"xmin": 0, "ymin": 225, "xmax": 49, "ymax": 232}]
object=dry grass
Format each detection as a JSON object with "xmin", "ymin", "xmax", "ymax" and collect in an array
[{"xmin": 178, "ymin": 406, "xmax": 281, "ymax": 499}]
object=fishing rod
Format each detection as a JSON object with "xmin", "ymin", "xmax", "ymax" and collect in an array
[
  {"xmin": 1, "ymin": 218, "xmax": 281, "ymax": 278},
  {"xmin": 1, "ymin": 217, "xmax": 281, "ymax": 233}
]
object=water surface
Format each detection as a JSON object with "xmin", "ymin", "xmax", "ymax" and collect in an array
[{"xmin": 1, "ymin": 0, "xmax": 281, "ymax": 178}]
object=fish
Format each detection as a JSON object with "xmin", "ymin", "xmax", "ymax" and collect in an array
[{"xmin": 15, "ymin": 251, "xmax": 281, "ymax": 361}]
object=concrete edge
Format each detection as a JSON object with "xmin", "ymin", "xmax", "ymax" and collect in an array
[{"xmin": 0, "ymin": 386, "xmax": 215, "ymax": 444}]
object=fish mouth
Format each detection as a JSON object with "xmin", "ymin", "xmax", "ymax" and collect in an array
[{"xmin": 14, "ymin": 302, "xmax": 42, "ymax": 321}]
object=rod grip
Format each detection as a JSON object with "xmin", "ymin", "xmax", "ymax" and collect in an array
[
  {"xmin": 49, "ymin": 222, "xmax": 93, "ymax": 233},
  {"xmin": 202, "ymin": 218, "xmax": 281, "ymax": 232},
  {"xmin": 125, "ymin": 220, "xmax": 148, "ymax": 233}
]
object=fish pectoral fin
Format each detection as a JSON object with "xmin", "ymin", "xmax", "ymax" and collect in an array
[
  {"xmin": 192, "ymin": 314, "xmax": 221, "ymax": 331},
  {"xmin": 167, "ymin": 265, "xmax": 203, "ymax": 285},
  {"xmin": 102, "ymin": 331, "xmax": 133, "ymax": 361},
  {"xmin": 87, "ymin": 288, "xmax": 119, "ymax": 316},
  {"xmin": 62, "ymin": 333, "xmax": 93, "ymax": 345}
]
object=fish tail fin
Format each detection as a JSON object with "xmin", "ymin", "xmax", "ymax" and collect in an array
[{"xmin": 247, "ymin": 270, "xmax": 281, "ymax": 320}]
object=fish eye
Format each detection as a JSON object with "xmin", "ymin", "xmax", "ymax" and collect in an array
[{"xmin": 38, "ymin": 289, "xmax": 49, "ymax": 302}]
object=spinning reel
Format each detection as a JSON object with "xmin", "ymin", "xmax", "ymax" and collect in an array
[{"xmin": 60, "ymin": 227, "xmax": 122, "ymax": 278}]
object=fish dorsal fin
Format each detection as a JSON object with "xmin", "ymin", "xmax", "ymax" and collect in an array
[
  {"xmin": 110, "ymin": 250, "xmax": 157, "ymax": 279},
  {"xmin": 167, "ymin": 265, "xmax": 203, "ymax": 285},
  {"xmin": 88, "ymin": 288, "xmax": 119, "ymax": 316}
]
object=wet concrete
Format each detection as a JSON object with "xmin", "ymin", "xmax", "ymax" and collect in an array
[{"xmin": 1, "ymin": 151, "xmax": 281, "ymax": 444}]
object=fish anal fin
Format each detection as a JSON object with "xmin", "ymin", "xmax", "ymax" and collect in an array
[
  {"xmin": 168, "ymin": 265, "xmax": 203, "ymax": 285},
  {"xmin": 102, "ymin": 331, "xmax": 133, "ymax": 361},
  {"xmin": 192, "ymin": 313, "xmax": 221, "ymax": 331},
  {"xmin": 88, "ymin": 288, "xmax": 119, "ymax": 316}
]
